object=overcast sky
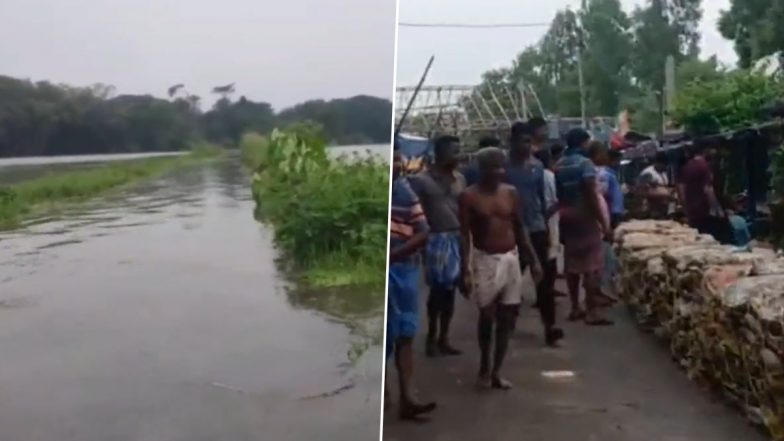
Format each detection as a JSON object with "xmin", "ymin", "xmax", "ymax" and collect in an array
[
  {"xmin": 396, "ymin": 0, "xmax": 736, "ymax": 86},
  {"xmin": 0, "ymin": 0, "xmax": 397, "ymax": 111}
]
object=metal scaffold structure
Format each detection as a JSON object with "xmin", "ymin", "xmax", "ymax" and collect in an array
[
  {"xmin": 395, "ymin": 83, "xmax": 617, "ymax": 146},
  {"xmin": 394, "ymin": 83, "xmax": 546, "ymax": 139}
]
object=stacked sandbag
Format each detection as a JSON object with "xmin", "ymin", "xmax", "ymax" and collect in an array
[
  {"xmin": 615, "ymin": 219, "xmax": 784, "ymax": 439},
  {"xmin": 718, "ymin": 275, "xmax": 784, "ymax": 438},
  {"xmin": 618, "ymin": 246, "xmax": 668, "ymax": 326},
  {"xmin": 679, "ymin": 263, "xmax": 754, "ymax": 386},
  {"xmin": 662, "ymin": 245, "xmax": 767, "ymax": 346},
  {"xmin": 614, "ymin": 220, "xmax": 716, "ymax": 328}
]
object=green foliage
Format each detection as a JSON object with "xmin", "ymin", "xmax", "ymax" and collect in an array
[
  {"xmin": 632, "ymin": 0, "xmax": 702, "ymax": 91},
  {"xmin": 0, "ymin": 148, "xmax": 220, "ymax": 229},
  {"xmin": 240, "ymin": 132, "xmax": 269, "ymax": 171},
  {"xmin": 719, "ymin": 0, "xmax": 784, "ymax": 68},
  {"xmin": 242, "ymin": 127, "xmax": 388, "ymax": 288},
  {"xmin": 0, "ymin": 75, "xmax": 392, "ymax": 158},
  {"xmin": 0, "ymin": 77, "xmax": 199, "ymax": 157},
  {"xmin": 673, "ymin": 71, "xmax": 784, "ymax": 135},
  {"xmin": 475, "ymin": 0, "xmax": 705, "ymax": 129},
  {"xmin": 581, "ymin": 0, "xmax": 634, "ymax": 115},
  {"xmin": 277, "ymin": 95, "xmax": 393, "ymax": 146}
]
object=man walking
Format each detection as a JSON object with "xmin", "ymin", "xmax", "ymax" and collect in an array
[
  {"xmin": 555, "ymin": 129, "xmax": 613, "ymax": 326},
  {"xmin": 409, "ymin": 135, "xmax": 466, "ymax": 357},
  {"xmin": 506, "ymin": 123, "xmax": 563, "ymax": 346},
  {"xmin": 387, "ymin": 150, "xmax": 437, "ymax": 420},
  {"xmin": 459, "ymin": 147, "xmax": 542, "ymax": 389}
]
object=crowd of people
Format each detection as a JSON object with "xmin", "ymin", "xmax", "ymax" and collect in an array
[{"xmin": 385, "ymin": 118, "xmax": 750, "ymax": 421}]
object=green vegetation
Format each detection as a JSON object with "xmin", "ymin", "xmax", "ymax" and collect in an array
[
  {"xmin": 0, "ymin": 146, "xmax": 221, "ymax": 230},
  {"xmin": 674, "ymin": 71, "xmax": 784, "ymax": 135},
  {"xmin": 473, "ymin": 0, "xmax": 716, "ymax": 133},
  {"xmin": 0, "ymin": 74, "xmax": 391, "ymax": 157},
  {"xmin": 242, "ymin": 124, "xmax": 388, "ymax": 288},
  {"xmin": 719, "ymin": 0, "xmax": 784, "ymax": 69}
]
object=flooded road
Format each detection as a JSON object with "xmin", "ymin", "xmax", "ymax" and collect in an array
[
  {"xmin": 0, "ymin": 153, "xmax": 384, "ymax": 441},
  {"xmin": 0, "ymin": 152, "xmax": 186, "ymax": 186}
]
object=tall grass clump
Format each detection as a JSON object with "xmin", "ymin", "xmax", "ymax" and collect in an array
[
  {"xmin": 242, "ymin": 125, "xmax": 389, "ymax": 287},
  {"xmin": 0, "ymin": 145, "xmax": 222, "ymax": 230}
]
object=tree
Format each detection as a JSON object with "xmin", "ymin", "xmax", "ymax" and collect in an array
[
  {"xmin": 580, "ymin": 0, "xmax": 634, "ymax": 116},
  {"xmin": 632, "ymin": 0, "xmax": 703, "ymax": 92},
  {"xmin": 0, "ymin": 74, "xmax": 392, "ymax": 158},
  {"xmin": 211, "ymin": 83, "xmax": 236, "ymax": 101},
  {"xmin": 676, "ymin": 56, "xmax": 726, "ymax": 86},
  {"xmin": 719, "ymin": 0, "xmax": 784, "ymax": 68},
  {"xmin": 673, "ymin": 70, "xmax": 784, "ymax": 135}
]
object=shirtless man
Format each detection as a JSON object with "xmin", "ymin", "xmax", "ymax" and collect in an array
[{"xmin": 459, "ymin": 147, "xmax": 542, "ymax": 389}]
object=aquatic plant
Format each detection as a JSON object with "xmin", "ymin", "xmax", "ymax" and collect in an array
[{"xmin": 242, "ymin": 125, "xmax": 389, "ymax": 288}]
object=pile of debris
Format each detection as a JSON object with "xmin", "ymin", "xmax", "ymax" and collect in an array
[{"xmin": 615, "ymin": 220, "xmax": 784, "ymax": 438}]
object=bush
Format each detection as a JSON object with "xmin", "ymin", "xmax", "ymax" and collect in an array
[{"xmin": 243, "ymin": 127, "xmax": 388, "ymax": 287}]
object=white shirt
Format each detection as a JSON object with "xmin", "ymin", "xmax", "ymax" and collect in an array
[
  {"xmin": 638, "ymin": 165, "xmax": 669, "ymax": 187},
  {"xmin": 543, "ymin": 169, "xmax": 560, "ymax": 260}
]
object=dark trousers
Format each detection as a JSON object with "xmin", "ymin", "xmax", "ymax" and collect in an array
[
  {"xmin": 529, "ymin": 231, "xmax": 557, "ymax": 329},
  {"xmin": 427, "ymin": 285, "xmax": 456, "ymax": 318},
  {"xmin": 426, "ymin": 285, "xmax": 456, "ymax": 343},
  {"xmin": 610, "ymin": 213, "xmax": 623, "ymax": 230}
]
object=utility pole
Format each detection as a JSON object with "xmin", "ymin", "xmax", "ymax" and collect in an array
[
  {"xmin": 664, "ymin": 55, "xmax": 676, "ymax": 134},
  {"xmin": 577, "ymin": 44, "xmax": 587, "ymax": 127},
  {"xmin": 518, "ymin": 80, "xmax": 528, "ymax": 119},
  {"xmin": 576, "ymin": 1, "xmax": 587, "ymax": 127}
]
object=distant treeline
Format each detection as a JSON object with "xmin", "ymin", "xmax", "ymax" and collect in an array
[{"xmin": 0, "ymin": 75, "xmax": 392, "ymax": 157}]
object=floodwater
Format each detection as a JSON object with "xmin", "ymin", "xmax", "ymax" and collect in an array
[
  {"xmin": 0, "ymin": 152, "xmax": 186, "ymax": 186},
  {"xmin": 0, "ymin": 146, "xmax": 388, "ymax": 441}
]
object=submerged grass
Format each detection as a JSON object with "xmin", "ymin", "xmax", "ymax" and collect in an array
[
  {"xmin": 242, "ymin": 126, "xmax": 388, "ymax": 289},
  {"xmin": 0, "ymin": 145, "xmax": 222, "ymax": 230}
]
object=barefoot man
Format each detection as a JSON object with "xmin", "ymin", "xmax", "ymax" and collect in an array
[
  {"xmin": 409, "ymin": 135, "xmax": 465, "ymax": 357},
  {"xmin": 459, "ymin": 147, "xmax": 542, "ymax": 389},
  {"xmin": 387, "ymin": 150, "xmax": 436, "ymax": 419}
]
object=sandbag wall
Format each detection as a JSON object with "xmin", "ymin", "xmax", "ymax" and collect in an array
[{"xmin": 614, "ymin": 220, "xmax": 784, "ymax": 439}]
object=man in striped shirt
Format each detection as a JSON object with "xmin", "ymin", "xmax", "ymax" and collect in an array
[{"xmin": 387, "ymin": 149, "xmax": 436, "ymax": 420}]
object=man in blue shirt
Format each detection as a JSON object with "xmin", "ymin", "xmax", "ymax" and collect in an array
[
  {"xmin": 555, "ymin": 129, "xmax": 613, "ymax": 326},
  {"xmin": 505, "ymin": 123, "xmax": 563, "ymax": 346},
  {"xmin": 387, "ymin": 150, "xmax": 437, "ymax": 419}
]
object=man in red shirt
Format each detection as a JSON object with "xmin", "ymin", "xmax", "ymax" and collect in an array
[{"xmin": 677, "ymin": 141, "xmax": 722, "ymax": 235}]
